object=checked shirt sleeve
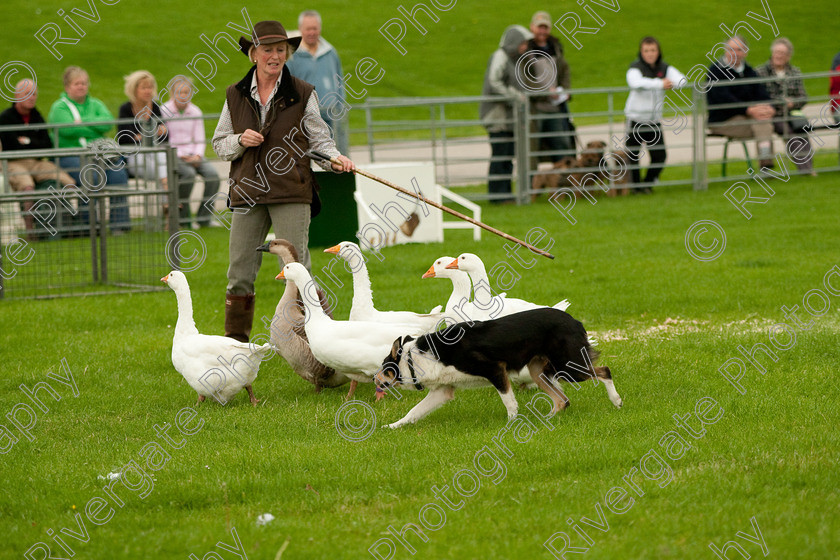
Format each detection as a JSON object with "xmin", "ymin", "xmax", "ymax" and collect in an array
[
  {"xmin": 211, "ymin": 100, "xmax": 246, "ymax": 161},
  {"xmin": 304, "ymin": 91, "xmax": 342, "ymax": 171}
]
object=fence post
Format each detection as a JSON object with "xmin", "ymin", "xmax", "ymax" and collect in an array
[
  {"xmin": 515, "ymin": 96, "xmax": 529, "ymax": 205},
  {"xmin": 167, "ymin": 146, "xmax": 180, "ymax": 234},
  {"xmin": 98, "ymin": 196, "xmax": 108, "ymax": 284},
  {"xmin": 781, "ymin": 76, "xmax": 789, "ymax": 132},
  {"xmin": 429, "ymin": 104, "xmax": 438, "ymax": 178},
  {"xmin": 692, "ymin": 87, "xmax": 708, "ymax": 191},
  {"xmin": 80, "ymin": 154, "xmax": 100, "ymax": 283},
  {"xmin": 607, "ymin": 91, "xmax": 615, "ymax": 191},
  {"xmin": 440, "ymin": 102, "xmax": 450, "ymax": 188},
  {"xmin": 0, "ymin": 223, "xmax": 5, "ymax": 295},
  {"xmin": 365, "ymin": 105, "xmax": 375, "ymax": 163}
]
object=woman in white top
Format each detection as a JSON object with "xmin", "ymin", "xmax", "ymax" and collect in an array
[{"xmin": 624, "ymin": 37, "xmax": 685, "ymax": 193}]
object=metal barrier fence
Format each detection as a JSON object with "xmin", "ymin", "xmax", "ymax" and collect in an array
[
  {"xmin": 352, "ymin": 71, "xmax": 840, "ymax": 201},
  {"xmin": 353, "ymin": 95, "xmax": 516, "ymax": 191},
  {"xmin": 0, "ymin": 146, "xmax": 180, "ymax": 299},
  {"xmin": 1, "ymin": 73, "xmax": 838, "ymax": 297}
]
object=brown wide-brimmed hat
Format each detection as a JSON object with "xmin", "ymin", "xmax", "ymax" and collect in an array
[{"xmin": 238, "ymin": 20, "xmax": 302, "ymax": 56}]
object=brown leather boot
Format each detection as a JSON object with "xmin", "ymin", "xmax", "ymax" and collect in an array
[{"xmin": 225, "ymin": 293, "xmax": 255, "ymax": 342}]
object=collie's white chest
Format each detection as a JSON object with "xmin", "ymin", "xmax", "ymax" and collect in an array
[{"xmin": 409, "ymin": 361, "xmax": 493, "ymax": 390}]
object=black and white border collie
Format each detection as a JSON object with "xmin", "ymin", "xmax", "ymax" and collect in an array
[{"xmin": 377, "ymin": 308, "xmax": 622, "ymax": 428}]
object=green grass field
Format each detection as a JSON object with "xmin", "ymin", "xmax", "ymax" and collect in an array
[
  {"xmin": 2, "ymin": 172, "xmax": 839, "ymax": 559},
  {"xmin": 2, "ymin": 1, "xmax": 840, "ymax": 558}
]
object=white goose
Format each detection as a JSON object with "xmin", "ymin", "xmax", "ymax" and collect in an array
[
  {"xmin": 162, "ymin": 271, "xmax": 272, "ymax": 406},
  {"xmin": 276, "ymin": 262, "xmax": 432, "ymax": 384},
  {"xmin": 258, "ymin": 239, "xmax": 350, "ymax": 391},
  {"xmin": 324, "ymin": 241, "xmax": 443, "ymax": 331},
  {"xmin": 447, "ymin": 253, "xmax": 570, "ymax": 319},
  {"xmin": 421, "ymin": 256, "xmax": 486, "ymax": 324},
  {"xmin": 423, "ymin": 256, "xmax": 537, "ymax": 388}
]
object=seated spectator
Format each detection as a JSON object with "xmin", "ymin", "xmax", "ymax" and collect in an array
[
  {"xmin": 118, "ymin": 71, "xmax": 169, "ymax": 188},
  {"xmin": 479, "ymin": 25, "xmax": 533, "ymax": 203},
  {"xmin": 0, "ymin": 79, "xmax": 76, "ymax": 239},
  {"xmin": 707, "ymin": 36, "xmax": 776, "ymax": 169},
  {"xmin": 48, "ymin": 66, "xmax": 130, "ymax": 233},
  {"xmin": 755, "ymin": 38, "xmax": 816, "ymax": 176},
  {"xmin": 161, "ymin": 77, "xmax": 221, "ymax": 228},
  {"xmin": 624, "ymin": 37, "xmax": 686, "ymax": 193},
  {"xmin": 286, "ymin": 10, "xmax": 349, "ymax": 154}
]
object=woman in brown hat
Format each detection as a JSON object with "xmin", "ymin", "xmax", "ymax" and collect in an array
[{"xmin": 212, "ymin": 19, "xmax": 354, "ymax": 343}]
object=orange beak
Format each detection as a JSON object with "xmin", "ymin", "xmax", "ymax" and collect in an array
[
  {"xmin": 324, "ymin": 244, "xmax": 341, "ymax": 254},
  {"xmin": 421, "ymin": 265, "xmax": 436, "ymax": 279},
  {"xmin": 445, "ymin": 259, "xmax": 459, "ymax": 270},
  {"xmin": 161, "ymin": 274, "xmax": 169, "ymax": 283},
  {"xmin": 276, "ymin": 271, "xmax": 286, "ymax": 280}
]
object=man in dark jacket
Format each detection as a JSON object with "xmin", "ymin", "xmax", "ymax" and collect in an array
[
  {"xmin": 525, "ymin": 11, "xmax": 574, "ymax": 161},
  {"xmin": 0, "ymin": 79, "xmax": 75, "ymax": 237},
  {"xmin": 707, "ymin": 36, "xmax": 776, "ymax": 168}
]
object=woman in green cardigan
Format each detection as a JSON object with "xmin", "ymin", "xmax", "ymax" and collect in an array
[{"xmin": 47, "ymin": 66, "xmax": 130, "ymax": 233}]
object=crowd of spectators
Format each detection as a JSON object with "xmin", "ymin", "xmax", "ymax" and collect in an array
[
  {"xmin": 0, "ymin": 10, "xmax": 837, "ymax": 241},
  {"xmin": 480, "ymin": 11, "xmax": 834, "ymax": 196},
  {"xmin": 0, "ymin": 10, "xmax": 348, "ymax": 239}
]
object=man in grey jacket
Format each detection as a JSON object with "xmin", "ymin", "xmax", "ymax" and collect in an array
[{"xmin": 479, "ymin": 25, "xmax": 533, "ymax": 203}]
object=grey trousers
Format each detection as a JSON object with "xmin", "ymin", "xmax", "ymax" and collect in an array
[
  {"xmin": 226, "ymin": 203, "xmax": 310, "ymax": 295},
  {"xmin": 176, "ymin": 158, "xmax": 220, "ymax": 223}
]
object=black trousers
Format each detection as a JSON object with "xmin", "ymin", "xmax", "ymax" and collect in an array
[
  {"xmin": 625, "ymin": 121, "xmax": 666, "ymax": 185},
  {"xmin": 488, "ymin": 131, "xmax": 515, "ymax": 198},
  {"xmin": 535, "ymin": 101, "xmax": 575, "ymax": 160}
]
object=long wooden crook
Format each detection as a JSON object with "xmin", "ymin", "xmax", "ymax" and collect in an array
[{"xmin": 309, "ymin": 151, "xmax": 554, "ymax": 259}]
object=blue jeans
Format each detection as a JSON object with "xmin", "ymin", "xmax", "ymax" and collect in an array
[{"xmin": 58, "ymin": 156, "xmax": 130, "ymax": 230}]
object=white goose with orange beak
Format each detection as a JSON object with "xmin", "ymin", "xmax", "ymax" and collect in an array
[
  {"xmin": 276, "ymin": 262, "xmax": 431, "ymax": 382},
  {"xmin": 324, "ymin": 241, "xmax": 443, "ymax": 330},
  {"xmin": 447, "ymin": 253, "xmax": 570, "ymax": 321},
  {"xmin": 162, "ymin": 271, "xmax": 273, "ymax": 406},
  {"xmin": 421, "ymin": 256, "xmax": 485, "ymax": 324}
]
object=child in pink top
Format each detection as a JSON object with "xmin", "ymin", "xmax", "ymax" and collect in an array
[{"xmin": 162, "ymin": 77, "xmax": 221, "ymax": 227}]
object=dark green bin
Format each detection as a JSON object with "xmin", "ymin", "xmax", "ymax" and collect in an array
[{"xmin": 309, "ymin": 170, "xmax": 358, "ymax": 248}]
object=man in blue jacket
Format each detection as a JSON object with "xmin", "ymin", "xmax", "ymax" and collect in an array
[
  {"xmin": 286, "ymin": 10, "xmax": 349, "ymax": 155},
  {"xmin": 707, "ymin": 36, "xmax": 776, "ymax": 168}
]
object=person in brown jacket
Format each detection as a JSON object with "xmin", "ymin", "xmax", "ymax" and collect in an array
[{"xmin": 212, "ymin": 19, "xmax": 354, "ymax": 343}]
